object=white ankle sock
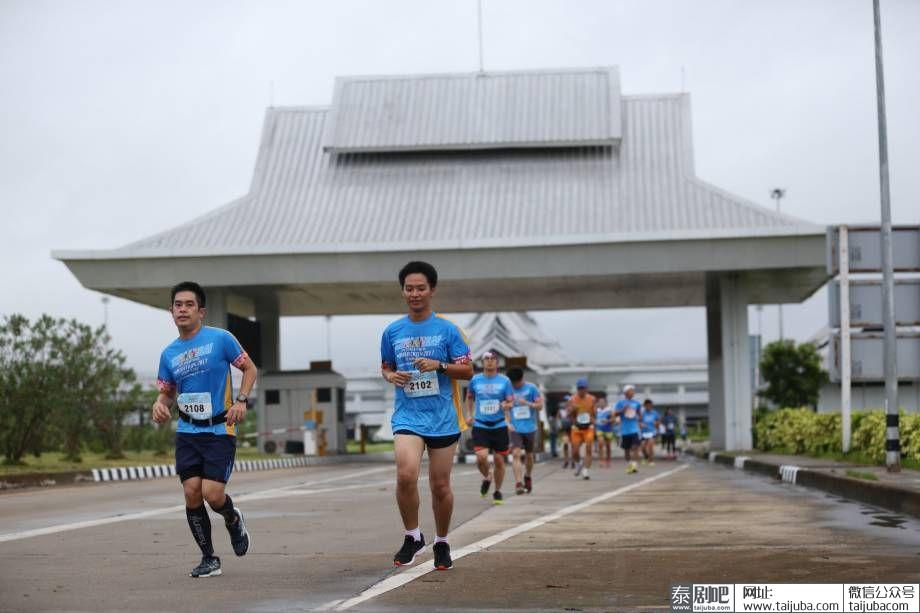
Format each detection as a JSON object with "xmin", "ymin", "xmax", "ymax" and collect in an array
[
  {"xmin": 405, "ymin": 527, "xmax": 422, "ymax": 542},
  {"xmin": 435, "ymin": 535, "xmax": 448, "ymax": 544}
]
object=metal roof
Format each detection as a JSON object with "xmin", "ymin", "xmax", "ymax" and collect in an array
[
  {"xmin": 57, "ymin": 67, "xmax": 822, "ymax": 261},
  {"xmin": 322, "ymin": 67, "xmax": 622, "ymax": 152},
  {"xmin": 465, "ymin": 312, "xmax": 573, "ymax": 371}
]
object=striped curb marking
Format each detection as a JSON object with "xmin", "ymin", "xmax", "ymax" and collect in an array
[
  {"xmin": 733, "ymin": 455, "xmax": 749, "ymax": 469},
  {"xmin": 779, "ymin": 464, "xmax": 801, "ymax": 484},
  {"xmin": 90, "ymin": 456, "xmax": 313, "ymax": 482}
]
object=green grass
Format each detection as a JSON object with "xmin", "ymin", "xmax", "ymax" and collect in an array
[
  {"xmin": 845, "ymin": 469, "xmax": 879, "ymax": 481},
  {"xmin": 0, "ymin": 446, "xmax": 264, "ymax": 476},
  {"xmin": 346, "ymin": 440, "xmax": 395, "ymax": 454}
]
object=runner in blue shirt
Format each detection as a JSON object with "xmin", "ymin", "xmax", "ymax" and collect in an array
[
  {"xmin": 594, "ymin": 397, "xmax": 614, "ymax": 468},
  {"xmin": 507, "ymin": 367, "xmax": 543, "ymax": 495},
  {"xmin": 151, "ymin": 281, "xmax": 257, "ymax": 578},
  {"xmin": 465, "ymin": 351, "xmax": 514, "ymax": 505},
  {"xmin": 662, "ymin": 408, "xmax": 679, "ymax": 459},
  {"xmin": 614, "ymin": 384, "xmax": 643, "ymax": 474},
  {"xmin": 640, "ymin": 398, "xmax": 661, "ymax": 466},
  {"xmin": 381, "ymin": 261, "xmax": 473, "ymax": 571}
]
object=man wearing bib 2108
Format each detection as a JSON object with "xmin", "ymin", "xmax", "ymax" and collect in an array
[
  {"xmin": 381, "ymin": 262, "xmax": 473, "ymax": 571},
  {"xmin": 151, "ymin": 282, "xmax": 256, "ymax": 578}
]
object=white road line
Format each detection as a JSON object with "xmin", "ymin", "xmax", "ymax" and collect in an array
[
  {"xmin": 0, "ymin": 466, "xmax": 392, "ymax": 544},
  {"xmin": 334, "ymin": 464, "xmax": 690, "ymax": 611}
]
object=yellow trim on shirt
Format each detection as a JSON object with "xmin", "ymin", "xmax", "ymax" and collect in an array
[{"xmin": 223, "ymin": 371, "xmax": 236, "ymax": 436}]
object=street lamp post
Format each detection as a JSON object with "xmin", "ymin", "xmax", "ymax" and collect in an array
[
  {"xmin": 872, "ymin": 0, "xmax": 900, "ymax": 472},
  {"xmin": 770, "ymin": 188, "xmax": 786, "ymax": 341}
]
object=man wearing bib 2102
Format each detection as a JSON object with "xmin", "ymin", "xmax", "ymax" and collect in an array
[
  {"xmin": 151, "ymin": 282, "xmax": 256, "ymax": 578},
  {"xmin": 381, "ymin": 262, "xmax": 473, "ymax": 571}
]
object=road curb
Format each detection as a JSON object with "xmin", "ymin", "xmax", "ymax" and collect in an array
[
  {"xmin": 0, "ymin": 452, "xmax": 396, "ymax": 491},
  {"xmin": 694, "ymin": 449, "xmax": 920, "ymax": 519}
]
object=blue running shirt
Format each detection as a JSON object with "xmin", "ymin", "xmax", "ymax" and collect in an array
[
  {"xmin": 663, "ymin": 413, "xmax": 678, "ymax": 433},
  {"xmin": 381, "ymin": 313, "xmax": 472, "ymax": 437},
  {"xmin": 468, "ymin": 373, "xmax": 514, "ymax": 429},
  {"xmin": 595, "ymin": 406, "xmax": 614, "ymax": 433},
  {"xmin": 157, "ymin": 326, "xmax": 247, "ymax": 436},
  {"xmin": 641, "ymin": 408, "xmax": 660, "ymax": 433},
  {"xmin": 614, "ymin": 399, "xmax": 642, "ymax": 436},
  {"xmin": 509, "ymin": 382, "xmax": 541, "ymax": 434}
]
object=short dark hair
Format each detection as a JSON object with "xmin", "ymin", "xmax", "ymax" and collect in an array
[
  {"xmin": 643, "ymin": 398, "xmax": 653, "ymax": 406},
  {"xmin": 170, "ymin": 281, "xmax": 206, "ymax": 308},
  {"xmin": 507, "ymin": 367, "xmax": 524, "ymax": 382},
  {"xmin": 398, "ymin": 261, "xmax": 438, "ymax": 288}
]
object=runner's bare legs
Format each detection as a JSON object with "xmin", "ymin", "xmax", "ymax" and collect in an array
[
  {"xmin": 394, "ymin": 434, "xmax": 425, "ymax": 530},
  {"xmin": 428, "ymin": 442, "xmax": 458, "ymax": 538}
]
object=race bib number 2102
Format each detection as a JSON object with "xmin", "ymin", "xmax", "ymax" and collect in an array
[{"xmin": 405, "ymin": 371, "xmax": 440, "ymax": 398}]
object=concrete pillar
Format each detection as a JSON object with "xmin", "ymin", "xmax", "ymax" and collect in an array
[
  {"xmin": 204, "ymin": 289, "xmax": 228, "ymax": 328},
  {"xmin": 255, "ymin": 299, "xmax": 281, "ymax": 372},
  {"xmin": 706, "ymin": 273, "xmax": 752, "ymax": 450}
]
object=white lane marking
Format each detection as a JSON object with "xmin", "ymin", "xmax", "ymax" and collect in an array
[
  {"xmin": 334, "ymin": 464, "xmax": 690, "ymax": 610},
  {"xmin": 0, "ymin": 466, "xmax": 481, "ymax": 544},
  {"xmin": 0, "ymin": 466, "xmax": 392, "ymax": 544}
]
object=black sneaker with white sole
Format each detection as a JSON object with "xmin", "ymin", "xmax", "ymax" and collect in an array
[
  {"xmin": 189, "ymin": 555, "xmax": 221, "ymax": 578},
  {"xmin": 226, "ymin": 508, "xmax": 250, "ymax": 557},
  {"xmin": 480, "ymin": 479, "xmax": 491, "ymax": 498},
  {"xmin": 393, "ymin": 534, "xmax": 425, "ymax": 567},
  {"xmin": 433, "ymin": 542, "xmax": 453, "ymax": 570}
]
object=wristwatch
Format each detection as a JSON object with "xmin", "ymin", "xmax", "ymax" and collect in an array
[
  {"xmin": 235, "ymin": 394, "xmax": 248, "ymax": 404},
  {"xmin": 437, "ymin": 361, "xmax": 448, "ymax": 374}
]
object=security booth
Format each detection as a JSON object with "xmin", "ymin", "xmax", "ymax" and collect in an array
[{"xmin": 258, "ymin": 361, "xmax": 347, "ymax": 456}]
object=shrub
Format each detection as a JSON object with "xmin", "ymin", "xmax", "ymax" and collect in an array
[{"xmin": 754, "ymin": 408, "xmax": 919, "ymax": 462}]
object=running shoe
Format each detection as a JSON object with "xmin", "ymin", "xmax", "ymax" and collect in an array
[
  {"xmin": 648, "ymin": 461, "xmax": 656, "ymax": 467},
  {"xmin": 641, "ymin": 458, "xmax": 648, "ymax": 466},
  {"xmin": 433, "ymin": 542, "xmax": 453, "ymax": 570},
  {"xmin": 574, "ymin": 461, "xmax": 583, "ymax": 477},
  {"xmin": 493, "ymin": 491, "xmax": 504, "ymax": 505},
  {"xmin": 562, "ymin": 460, "xmax": 570, "ymax": 469},
  {"xmin": 189, "ymin": 555, "xmax": 221, "ymax": 578},
  {"xmin": 582, "ymin": 468, "xmax": 590, "ymax": 480},
  {"xmin": 480, "ymin": 479, "xmax": 491, "ymax": 498},
  {"xmin": 515, "ymin": 482, "xmax": 525, "ymax": 495},
  {"xmin": 226, "ymin": 508, "xmax": 250, "ymax": 556},
  {"xmin": 524, "ymin": 475, "xmax": 532, "ymax": 493},
  {"xmin": 393, "ymin": 534, "xmax": 426, "ymax": 567}
]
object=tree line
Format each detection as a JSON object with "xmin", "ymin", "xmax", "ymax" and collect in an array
[{"xmin": 0, "ymin": 314, "xmax": 166, "ymax": 466}]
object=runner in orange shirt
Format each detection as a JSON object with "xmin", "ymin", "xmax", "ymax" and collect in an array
[{"xmin": 565, "ymin": 378, "xmax": 596, "ymax": 480}]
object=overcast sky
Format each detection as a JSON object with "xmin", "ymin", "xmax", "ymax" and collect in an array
[{"xmin": 2, "ymin": 0, "xmax": 918, "ymax": 377}]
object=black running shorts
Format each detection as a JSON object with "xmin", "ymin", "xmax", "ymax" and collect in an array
[
  {"xmin": 620, "ymin": 433, "xmax": 640, "ymax": 450},
  {"xmin": 394, "ymin": 429, "xmax": 461, "ymax": 449},
  {"xmin": 176, "ymin": 433, "xmax": 236, "ymax": 483},
  {"xmin": 509, "ymin": 431, "xmax": 535, "ymax": 453},
  {"xmin": 472, "ymin": 426, "xmax": 510, "ymax": 454}
]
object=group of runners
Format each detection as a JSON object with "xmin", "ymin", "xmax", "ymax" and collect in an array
[
  {"xmin": 150, "ymin": 261, "xmax": 680, "ymax": 577},
  {"xmin": 556, "ymin": 383, "xmax": 681, "ymax": 476}
]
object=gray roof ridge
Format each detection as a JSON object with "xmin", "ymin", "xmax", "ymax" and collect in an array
[
  {"xmin": 119, "ymin": 193, "xmax": 252, "ymax": 251},
  {"xmin": 621, "ymin": 92, "xmax": 686, "ymax": 100},
  {"xmin": 682, "ymin": 173, "xmax": 821, "ymax": 229},
  {"xmin": 334, "ymin": 66, "xmax": 618, "ymax": 84},
  {"xmin": 268, "ymin": 105, "xmax": 330, "ymax": 113}
]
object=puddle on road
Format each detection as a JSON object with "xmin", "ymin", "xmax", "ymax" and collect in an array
[{"xmin": 694, "ymin": 459, "xmax": 920, "ymax": 548}]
